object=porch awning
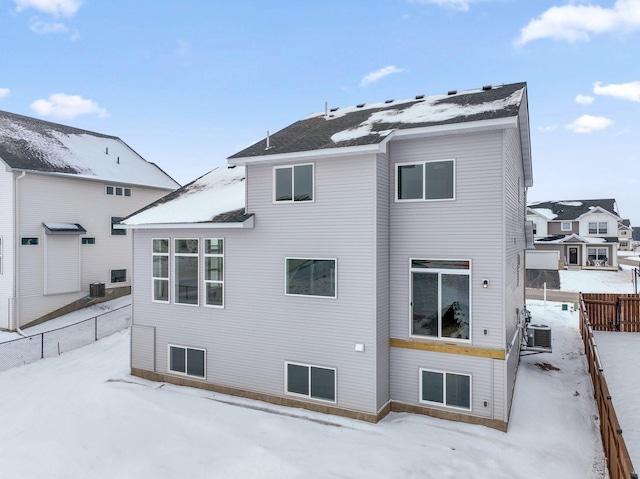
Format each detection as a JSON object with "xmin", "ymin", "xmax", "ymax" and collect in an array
[{"xmin": 42, "ymin": 222, "xmax": 87, "ymax": 235}]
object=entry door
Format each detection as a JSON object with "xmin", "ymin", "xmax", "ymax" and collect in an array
[{"xmin": 568, "ymin": 247, "xmax": 578, "ymax": 265}]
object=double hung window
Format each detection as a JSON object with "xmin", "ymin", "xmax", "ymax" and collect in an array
[
  {"xmin": 286, "ymin": 258, "xmax": 336, "ymax": 298},
  {"xmin": 410, "ymin": 259, "xmax": 470, "ymax": 341},
  {"xmin": 204, "ymin": 239, "xmax": 224, "ymax": 307},
  {"xmin": 588, "ymin": 222, "xmax": 607, "ymax": 234},
  {"xmin": 285, "ymin": 362, "xmax": 336, "ymax": 402},
  {"xmin": 274, "ymin": 164, "xmax": 314, "ymax": 202},
  {"xmin": 420, "ymin": 369, "xmax": 471, "ymax": 410},
  {"xmin": 152, "ymin": 239, "xmax": 169, "ymax": 302},
  {"xmin": 175, "ymin": 239, "xmax": 199, "ymax": 305},
  {"xmin": 396, "ymin": 159, "xmax": 455, "ymax": 201},
  {"xmin": 169, "ymin": 345, "xmax": 206, "ymax": 378}
]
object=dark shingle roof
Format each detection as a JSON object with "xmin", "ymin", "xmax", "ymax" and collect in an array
[
  {"xmin": 528, "ymin": 199, "xmax": 619, "ymax": 220},
  {"xmin": 229, "ymin": 82, "xmax": 527, "ymax": 159}
]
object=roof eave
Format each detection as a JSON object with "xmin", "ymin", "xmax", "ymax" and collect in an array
[
  {"xmin": 228, "ymin": 116, "xmax": 518, "ymax": 166},
  {"xmin": 118, "ymin": 216, "xmax": 255, "ymax": 230}
]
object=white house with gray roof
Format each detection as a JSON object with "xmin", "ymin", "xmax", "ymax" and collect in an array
[
  {"xmin": 0, "ymin": 110, "xmax": 179, "ymax": 331},
  {"xmin": 527, "ymin": 199, "xmax": 621, "ymax": 269},
  {"xmin": 122, "ymin": 82, "xmax": 533, "ymax": 431}
]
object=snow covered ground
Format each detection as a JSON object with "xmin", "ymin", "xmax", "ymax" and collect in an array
[{"xmin": 1, "ymin": 266, "xmax": 638, "ymax": 478}]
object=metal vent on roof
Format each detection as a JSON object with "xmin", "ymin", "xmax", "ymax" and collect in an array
[
  {"xmin": 330, "ymin": 107, "xmax": 339, "ymax": 112},
  {"xmin": 482, "ymin": 85, "xmax": 493, "ymax": 91},
  {"xmin": 415, "ymin": 95, "xmax": 424, "ymax": 99},
  {"xmin": 447, "ymin": 90, "xmax": 457, "ymax": 95},
  {"xmin": 356, "ymin": 103, "xmax": 365, "ymax": 108},
  {"xmin": 385, "ymin": 99, "xmax": 394, "ymax": 103}
]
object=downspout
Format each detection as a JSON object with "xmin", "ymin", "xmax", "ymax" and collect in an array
[{"xmin": 14, "ymin": 171, "xmax": 27, "ymax": 336}]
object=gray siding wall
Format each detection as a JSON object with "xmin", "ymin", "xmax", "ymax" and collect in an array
[
  {"xmin": 388, "ymin": 129, "xmax": 511, "ymax": 420},
  {"xmin": 132, "ymin": 154, "xmax": 383, "ymax": 414},
  {"xmin": 375, "ymin": 151, "xmax": 390, "ymax": 411},
  {"xmin": 15, "ymin": 172, "xmax": 171, "ymax": 326},
  {"xmin": 0, "ymin": 170, "xmax": 15, "ymax": 329},
  {"xmin": 548, "ymin": 222, "xmax": 576, "ymax": 235}
]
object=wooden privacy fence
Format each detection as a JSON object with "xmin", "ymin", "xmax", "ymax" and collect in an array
[
  {"xmin": 581, "ymin": 293, "xmax": 640, "ymax": 332},
  {"xmin": 580, "ymin": 294, "xmax": 637, "ymax": 479}
]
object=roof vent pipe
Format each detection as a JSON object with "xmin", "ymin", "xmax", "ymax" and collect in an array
[
  {"xmin": 325, "ymin": 102, "xmax": 328, "ymax": 117},
  {"xmin": 266, "ymin": 131, "xmax": 270, "ymax": 150}
]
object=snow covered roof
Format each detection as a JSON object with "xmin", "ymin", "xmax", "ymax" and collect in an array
[
  {"xmin": 121, "ymin": 166, "xmax": 250, "ymax": 228},
  {"xmin": 527, "ymin": 199, "xmax": 619, "ymax": 221},
  {"xmin": 229, "ymin": 82, "xmax": 527, "ymax": 160},
  {"xmin": 535, "ymin": 234, "xmax": 618, "ymax": 244},
  {"xmin": 0, "ymin": 110, "xmax": 179, "ymax": 190}
]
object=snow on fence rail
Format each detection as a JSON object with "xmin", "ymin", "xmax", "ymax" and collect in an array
[
  {"xmin": 580, "ymin": 294, "xmax": 637, "ymax": 479},
  {"xmin": 0, "ymin": 305, "xmax": 131, "ymax": 372}
]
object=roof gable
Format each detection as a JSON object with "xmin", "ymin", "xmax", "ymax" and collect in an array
[
  {"xmin": 0, "ymin": 110, "xmax": 179, "ymax": 189},
  {"xmin": 229, "ymin": 82, "xmax": 527, "ymax": 160},
  {"xmin": 527, "ymin": 199, "xmax": 619, "ymax": 221}
]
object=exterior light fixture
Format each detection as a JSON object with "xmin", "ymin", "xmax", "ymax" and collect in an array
[{"xmin": 482, "ymin": 279, "xmax": 489, "ymax": 288}]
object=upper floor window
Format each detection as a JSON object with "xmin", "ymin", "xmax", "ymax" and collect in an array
[
  {"xmin": 111, "ymin": 217, "xmax": 126, "ymax": 236},
  {"xmin": 175, "ymin": 239, "xmax": 199, "ymax": 306},
  {"xmin": 152, "ymin": 239, "xmax": 169, "ymax": 303},
  {"xmin": 106, "ymin": 185, "xmax": 132, "ymax": 197},
  {"xmin": 561, "ymin": 222, "xmax": 572, "ymax": 231},
  {"xmin": 588, "ymin": 222, "xmax": 607, "ymax": 235},
  {"xmin": 396, "ymin": 159, "xmax": 455, "ymax": 201},
  {"xmin": 204, "ymin": 239, "xmax": 224, "ymax": 307},
  {"xmin": 274, "ymin": 164, "xmax": 314, "ymax": 202},
  {"xmin": 410, "ymin": 259, "xmax": 470, "ymax": 341},
  {"xmin": 286, "ymin": 258, "xmax": 336, "ymax": 298}
]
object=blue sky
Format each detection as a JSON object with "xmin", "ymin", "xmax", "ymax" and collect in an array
[{"xmin": 1, "ymin": 0, "xmax": 639, "ymax": 223}]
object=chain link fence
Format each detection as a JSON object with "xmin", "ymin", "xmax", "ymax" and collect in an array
[{"xmin": 0, "ymin": 304, "xmax": 131, "ymax": 372}]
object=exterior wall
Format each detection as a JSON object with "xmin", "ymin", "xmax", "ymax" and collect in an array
[
  {"xmin": 15, "ymin": 172, "xmax": 171, "ymax": 327},
  {"xmin": 0, "ymin": 170, "xmax": 15, "ymax": 330},
  {"xmin": 578, "ymin": 212, "xmax": 618, "ymax": 238},
  {"xmin": 387, "ymin": 129, "xmax": 511, "ymax": 423},
  {"xmin": 548, "ymin": 221, "xmax": 576, "ymax": 235},
  {"xmin": 527, "ymin": 215, "xmax": 547, "ymax": 237},
  {"xmin": 131, "ymin": 154, "xmax": 383, "ymax": 415}
]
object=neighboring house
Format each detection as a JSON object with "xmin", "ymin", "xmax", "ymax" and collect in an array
[
  {"xmin": 618, "ymin": 220, "xmax": 633, "ymax": 251},
  {"xmin": 0, "ymin": 110, "xmax": 179, "ymax": 331},
  {"xmin": 122, "ymin": 82, "xmax": 533, "ymax": 431},
  {"xmin": 527, "ymin": 199, "xmax": 621, "ymax": 270}
]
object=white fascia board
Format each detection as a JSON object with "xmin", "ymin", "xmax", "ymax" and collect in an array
[
  {"xmin": 228, "ymin": 117, "xmax": 518, "ymax": 166},
  {"xmin": 576, "ymin": 206, "xmax": 620, "ymax": 221},
  {"xmin": 228, "ymin": 143, "xmax": 384, "ymax": 166},
  {"xmin": 118, "ymin": 216, "xmax": 254, "ymax": 230}
]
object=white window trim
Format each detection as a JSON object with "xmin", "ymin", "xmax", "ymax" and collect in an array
[
  {"xmin": 588, "ymin": 221, "xmax": 608, "ymax": 235},
  {"xmin": 419, "ymin": 368, "xmax": 472, "ymax": 411},
  {"xmin": 284, "ymin": 257, "xmax": 337, "ymax": 299},
  {"xmin": 284, "ymin": 361, "xmax": 337, "ymax": 404},
  {"xmin": 152, "ymin": 238, "xmax": 170, "ymax": 304},
  {"xmin": 409, "ymin": 258, "xmax": 472, "ymax": 343},
  {"xmin": 105, "ymin": 185, "xmax": 132, "ymax": 197},
  {"xmin": 174, "ymin": 238, "xmax": 200, "ymax": 307},
  {"xmin": 204, "ymin": 238, "xmax": 224, "ymax": 308},
  {"xmin": 561, "ymin": 221, "xmax": 572, "ymax": 231},
  {"xmin": 273, "ymin": 163, "xmax": 315, "ymax": 204},
  {"xmin": 395, "ymin": 158, "xmax": 456, "ymax": 203},
  {"xmin": 167, "ymin": 344, "xmax": 206, "ymax": 379},
  {"xmin": 109, "ymin": 268, "xmax": 127, "ymax": 285}
]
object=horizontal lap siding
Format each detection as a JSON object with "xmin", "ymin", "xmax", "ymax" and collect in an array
[
  {"xmin": 388, "ymin": 131, "xmax": 508, "ymax": 421},
  {"xmin": 389, "ymin": 131, "xmax": 505, "ymax": 348},
  {"xmin": 0, "ymin": 171, "xmax": 15, "ymax": 329},
  {"xmin": 376, "ymin": 152, "xmax": 390, "ymax": 411},
  {"xmin": 390, "ymin": 348, "xmax": 495, "ymax": 419},
  {"xmin": 133, "ymin": 155, "xmax": 380, "ymax": 414}
]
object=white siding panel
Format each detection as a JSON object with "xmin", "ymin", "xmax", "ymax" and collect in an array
[
  {"xmin": 131, "ymin": 324, "xmax": 156, "ymax": 371},
  {"xmin": 0, "ymin": 170, "xmax": 15, "ymax": 329},
  {"xmin": 376, "ymin": 152, "xmax": 390, "ymax": 411},
  {"xmin": 44, "ymin": 235, "xmax": 80, "ymax": 295}
]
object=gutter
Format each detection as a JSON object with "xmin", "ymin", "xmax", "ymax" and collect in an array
[{"xmin": 13, "ymin": 171, "xmax": 27, "ymax": 336}]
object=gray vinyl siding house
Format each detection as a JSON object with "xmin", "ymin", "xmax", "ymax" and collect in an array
[
  {"xmin": 0, "ymin": 110, "xmax": 179, "ymax": 330},
  {"xmin": 124, "ymin": 82, "xmax": 533, "ymax": 430}
]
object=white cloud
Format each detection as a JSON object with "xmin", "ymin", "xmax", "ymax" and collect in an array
[
  {"xmin": 360, "ymin": 66, "xmax": 404, "ymax": 87},
  {"xmin": 565, "ymin": 114, "xmax": 612, "ymax": 133},
  {"xmin": 29, "ymin": 19, "xmax": 68, "ymax": 34},
  {"xmin": 30, "ymin": 93, "xmax": 109, "ymax": 119},
  {"xmin": 0, "ymin": 88, "xmax": 9, "ymax": 98},
  {"xmin": 14, "ymin": 0, "xmax": 82, "ymax": 17},
  {"xmin": 593, "ymin": 80, "xmax": 640, "ymax": 102},
  {"xmin": 574, "ymin": 94, "xmax": 594, "ymax": 105},
  {"xmin": 537, "ymin": 124, "xmax": 558, "ymax": 132},
  {"xmin": 408, "ymin": 0, "xmax": 494, "ymax": 12},
  {"xmin": 516, "ymin": 0, "xmax": 640, "ymax": 46}
]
